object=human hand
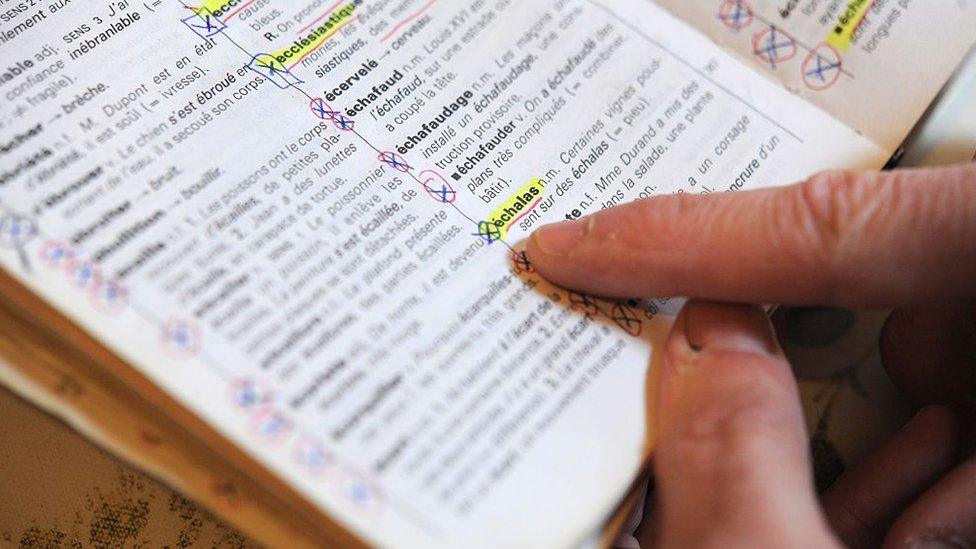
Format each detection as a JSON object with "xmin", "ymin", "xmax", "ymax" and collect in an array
[{"xmin": 527, "ymin": 164, "xmax": 976, "ymax": 547}]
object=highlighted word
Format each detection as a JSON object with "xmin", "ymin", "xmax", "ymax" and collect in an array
[
  {"xmin": 826, "ymin": 0, "xmax": 874, "ymax": 51},
  {"xmin": 247, "ymin": 53, "xmax": 304, "ymax": 89},
  {"xmin": 254, "ymin": 2, "xmax": 359, "ymax": 70},
  {"xmin": 485, "ymin": 177, "xmax": 546, "ymax": 240},
  {"xmin": 189, "ymin": 0, "xmax": 251, "ymax": 18}
]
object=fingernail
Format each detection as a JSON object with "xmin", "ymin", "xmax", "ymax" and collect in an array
[
  {"xmin": 682, "ymin": 301, "xmax": 777, "ymax": 356},
  {"xmin": 531, "ymin": 218, "xmax": 590, "ymax": 256}
]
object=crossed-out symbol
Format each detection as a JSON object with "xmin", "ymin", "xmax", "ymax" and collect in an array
[
  {"xmin": 802, "ymin": 45, "xmax": 843, "ymax": 91},
  {"xmin": 334, "ymin": 115, "xmax": 356, "ymax": 131},
  {"xmin": 181, "ymin": 9, "xmax": 226, "ymax": 38},
  {"xmin": 378, "ymin": 151, "xmax": 411, "ymax": 173},
  {"xmin": 294, "ymin": 436, "xmax": 335, "ymax": 473},
  {"xmin": 511, "ymin": 250, "xmax": 534, "ymax": 274},
  {"xmin": 0, "ymin": 214, "xmax": 37, "ymax": 246},
  {"xmin": 231, "ymin": 378, "xmax": 272, "ymax": 409},
  {"xmin": 0, "ymin": 213, "xmax": 37, "ymax": 270},
  {"xmin": 752, "ymin": 26, "xmax": 797, "ymax": 68},
  {"xmin": 423, "ymin": 180, "xmax": 457, "ymax": 203},
  {"xmin": 473, "ymin": 221, "xmax": 502, "ymax": 245},
  {"xmin": 806, "ymin": 57, "xmax": 841, "ymax": 82},
  {"xmin": 309, "ymin": 97, "xmax": 356, "ymax": 130},
  {"xmin": 197, "ymin": 14, "xmax": 219, "ymax": 32},
  {"xmin": 420, "ymin": 170, "xmax": 456, "ymax": 204},
  {"xmin": 568, "ymin": 292, "xmax": 600, "ymax": 317},
  {"xmin": 39, "ymin": 241, "xmax": 74, "ymax": 269},
  {"xmin": 341, "ymin": 474, "xmax": 380, "ymax": 509},
  {"xmin": 249, "ymin": 54, "xmax": 303, "ymax": 89},
  {"xmin": 91, "ymin": 278, "xmax": 128, "ymax": 314},
  {"xmin": 162, "ymin": 319, "xmax": 201, "ymax": 358},
  {"xmin": 257, "ymin": 411, "xmax": 288, "ymax": 438},
  {"xmin": 247, "ymin": 408, "xmax": 292, "ymax": 445},
  {"xmin": 236, "ymin": 385, "xmax": 260, "ymax": 407},
  {"xmin": 169, "ymin": 322, "xmax": 195, "ymax": 349},
  {"xmin": 310, "ymin": 98, "xmax": 339, "ymax": 121},
  {"xmin": 348, "ymin": 479, "xmax": 374, "ymax": 504},
  {"xmin": 611, "ymin": 303, "xmax": 643, "ymax": 337},
  {"xmin": 98, "ymin": 279, "xmax": 125, "ymax": 300},
  {"xmin": 254, "ymin": 56, "xmax": 286, "ymax": 76},
  {"xmin": 718, "ymin": 0, "xmax": 753, "ymax": 31},
  {"xmin": 70, "ymin": 260, "xmax": 101, "ymax": 289}
]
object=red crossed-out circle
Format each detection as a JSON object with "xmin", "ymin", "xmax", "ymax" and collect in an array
[
  {"xmin": 228, "ymin": 377, "xmax": 275, "ymax": 412},
  {"xmin": 89, "ymin": 277, "xmax": 129, "ymax": 315},
  {"xmin": 160, "ymin": 318, "xmax": 203, "ymax": 359},
  {"xmin": 335, "ymin": 469, "xmax": 385, "ymax": 516},
  {"xmin": 752, "ymin": 26, "xmax": 798, "ymax": 67},
  {"xmin": 38, "ymin": 241, "xmax": 75, "ymax": 269},
  {"xmin": 248, "ymin": 407, "xmax": 293, "ymax": 447},
  {"xmin": 719, "ymin": 0, "xmax": 754, "ymax": 32},
  {"xmin": 419, "ymin": 169, "xmax": 457, "ymax": 204},
  {"xmin": 292, "ymin": 434, "xmax": 337, "ymax": 477},
  {"xmin": 802, "ymin": 44, "xmax": 843, "ymax": 91}
]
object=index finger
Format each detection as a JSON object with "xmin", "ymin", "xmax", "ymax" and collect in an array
[{"xmin": 527, "ymin": 164, "xmax": 976, "ymax": 307}]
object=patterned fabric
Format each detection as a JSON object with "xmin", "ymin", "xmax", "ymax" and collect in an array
[{"xmin": 0, "ymin": 386, "xmax": 258, "ymax": 548}]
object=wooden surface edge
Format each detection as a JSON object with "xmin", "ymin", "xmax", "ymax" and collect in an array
[{"xmin": 0, "ymin": 267, "xmax": 367, "ymax": 549}]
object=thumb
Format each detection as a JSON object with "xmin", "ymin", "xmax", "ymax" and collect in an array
[{"xmin": 655, "ymin": 301, "xmax": 837, "ymax": 547}]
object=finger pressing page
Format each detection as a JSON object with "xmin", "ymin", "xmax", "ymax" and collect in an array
[
  {"xmin": 822, "ymin": 406, "xmax": 959, "ymax": 549},
  {"xmin": 653, "ymin": 301, "xmax": 838, "ymax": 548},
  {"xmin": 884, "ymin": 456, "xmax": 976, "ymax": 549},
  {"xmin": 527, "ymin": 164, "xmax": 976, "ymax": 307}
]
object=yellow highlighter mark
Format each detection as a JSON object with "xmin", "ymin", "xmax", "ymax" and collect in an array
[
  {"xmin": 486, "ymin": 178, "xmax": 546, "ymax": 240},
  {"xmin": 192, "ymin": 0, "xmax": 239, "ymax": 17},
  {"xmin": 826, "ymin": 0, "xmax": 875, "ymax": 51},
  {"xmin": 254, "ymin": 1, "xmax": 360, "ymax": 70}
]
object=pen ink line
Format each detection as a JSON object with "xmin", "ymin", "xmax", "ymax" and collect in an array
[
  {"xmin": 221, "ymin": 29, "xmax": 262, "ymax": 60},
  {"xmin": 350, "ymin": 127, "xmax": 384, "ymax": 155},
  {"xmin": 584, "ymin": 0, "xmax": 804, "ymax": 144}
]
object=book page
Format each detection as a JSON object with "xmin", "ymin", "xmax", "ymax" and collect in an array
[
  {"xmin": 654, "ymin": 0, "xmax": 976, "ymax": 152},
  {"xmin": 0, "ymin": 0, "xmax": 886, "ymax": 547}
]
